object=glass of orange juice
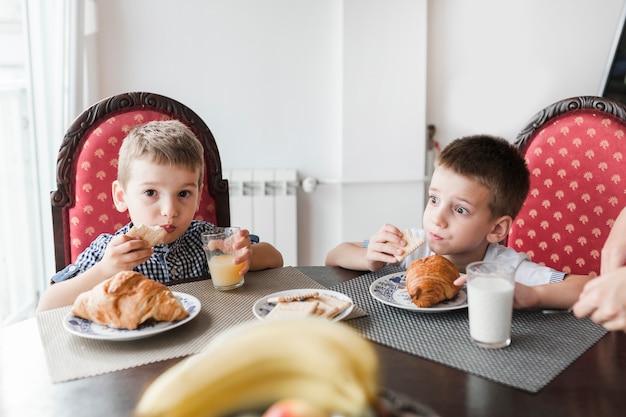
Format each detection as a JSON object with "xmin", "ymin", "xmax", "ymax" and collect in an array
[{"xmin": 202, "ymin": 228, "xmax": 245, "ymax": 290}]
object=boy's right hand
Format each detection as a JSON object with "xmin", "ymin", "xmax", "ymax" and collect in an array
[
  {"xmin": 98, "ymin": 234, "xmax": 154, "ymax": 277},
  {"xmin": 365, "ymin": 224, "xmax": 406, "ymax": 271}
]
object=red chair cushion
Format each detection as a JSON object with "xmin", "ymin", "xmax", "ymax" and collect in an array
[
  {"xmin": 508, "ymin": 110, "xmax": 626, "ymax": 276},
  {"xmin": 67, "ymin": 110, "xmax": 217, "ymax": 263}
]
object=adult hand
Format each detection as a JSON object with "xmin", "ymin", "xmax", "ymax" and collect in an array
[
  {"xmin": 572, "ymin": 268, "xmax": 626, "ymax": 332},
  {"xmin": 601, "ymin": 207, "xmax": 626, "ymax": 274}
]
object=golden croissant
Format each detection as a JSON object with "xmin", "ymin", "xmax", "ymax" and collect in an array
[
  {"xmin": 406, "ymin": 255, "xmax": 460, "ymax": 308},
  {"xmin": 71, "ymin": 270, "xmax": 188, "ymax": 329}
]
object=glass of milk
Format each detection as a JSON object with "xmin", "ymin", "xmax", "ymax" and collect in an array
[
  {"xmin": 466, "ymin": 261, "xmax": 515, "ymax": 349},
  {"xmin": 202, "ymin": 227, "xmax": 245, "ymax": 291}
]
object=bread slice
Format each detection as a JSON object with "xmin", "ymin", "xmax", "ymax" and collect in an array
[
  {"xmin": 394, "ymin": 229, "xmax": 426, "ymax": 262},
  {"xmin": 127, "ymin": 224, "xmax": 167, "ymax": 247},
  {"xmin": 313, "ymin": 293, "xmax": 353, "ymax": 318},
  {"xmin": 265, "ymin": 292, "xmax": 352, "ymax": 320},
  {"xmin": 267, "ymin": 291, "xmax": 320, "ymax": 304},
  {"xmin": 266, "ymin": 300, "xmax": 320, "ymax": 319}
]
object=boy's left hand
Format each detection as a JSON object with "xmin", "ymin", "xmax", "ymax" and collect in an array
[
  {"xmin": 512, "ymin": 282, "xmax": 540, "ymax": 309},
  {"xmin": 231, "ymin": 229, "xmax": 251, "ymax": 276},
  {"xmin": 454, "ymin": 275, "xmax": 540, "ymax": 309}
]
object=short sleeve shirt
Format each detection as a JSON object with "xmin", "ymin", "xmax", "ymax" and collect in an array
[
  {"xmin": 398, "ymin": 228, "xmax": 565, "ymax": 286},
  {"xmin": 51, "ymin": 220, "xmax": 220, "ymax": 285}
]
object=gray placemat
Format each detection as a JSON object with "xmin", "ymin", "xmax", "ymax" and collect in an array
[
  {"xmin": 330, "ymin": 266, "xmax": 608, "ymax": 393},
  {"xmin": 37, "ymin": 267, "xmax": 366, "ymax": 383}
]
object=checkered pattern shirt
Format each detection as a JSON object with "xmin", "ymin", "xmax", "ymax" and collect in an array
[{"xmin": 51, "ymin": 220, "xmax": 221, "ymax": 285}]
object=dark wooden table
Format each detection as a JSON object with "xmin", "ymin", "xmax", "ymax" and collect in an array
[{"xmin": 2, "ymin": 266, "xmax": 625, "ymax": 417}]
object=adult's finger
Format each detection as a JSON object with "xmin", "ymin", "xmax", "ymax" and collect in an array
[{"xmin": 572, "ymin": 297, "xmax": 596, "ymax": 319}]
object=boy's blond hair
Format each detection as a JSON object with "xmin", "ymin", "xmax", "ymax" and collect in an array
[
  {"xmin": 436, "ymin": 134, "xmax": 530, "ymax": 220},
  {"xmin": 117, "ymin": 120, "xmax": 205, "ymax": 187}
]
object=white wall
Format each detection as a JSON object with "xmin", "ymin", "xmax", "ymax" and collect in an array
[
  {"xmin": 340, "ymin": 0, "xmax": 428, "ymax": 246},
  {"xmin": 427, "ymin": 0, "xmax": 626, "ymax": 148},
  {"xmin": 95, "ymin": 0, "xmax": 428, "ymax": 265},
  {"xmin": 94, "ymin": 0, "xmax": 625, "ymax": 266}
]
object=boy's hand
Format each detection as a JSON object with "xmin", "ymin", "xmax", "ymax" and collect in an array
[
  {"xmin": 99, "ymin": 234, "xmax": 154, "ymax": 277},
  {"xmin": 453, "ymin": 275, "xmax": 466, "ymax": 287},
  {"xmin": 365, "ymin": 224, "xmax": 405, "ymax": 271},
  {"xmin": 231, "ymin": 229, "xmax": 251, "ymax": 276},
  {"xmin": 454, "ymin": 275, "xmax": 540, "ymax": 309},
  {"xmin": 512, "ymin": 282, "xmax": 541, "ymax": 309}
]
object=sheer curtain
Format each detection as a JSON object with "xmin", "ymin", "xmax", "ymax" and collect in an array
[{"xmin": 0, "ymin": 0, "xmax": 97, "ymax": 326}]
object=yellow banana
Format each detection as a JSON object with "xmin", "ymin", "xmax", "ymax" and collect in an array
[{"xmin": 134, "ymin": 317, "xmax": 379, "ymax": 417}]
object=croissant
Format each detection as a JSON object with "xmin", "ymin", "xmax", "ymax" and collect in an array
[
  {"xmin": 71, "ymin": 271, "xmax": 189, "ymax": 330},
  {"xmin": 405, "ymin": 255, "xmax": 460, "ymax": 308}
]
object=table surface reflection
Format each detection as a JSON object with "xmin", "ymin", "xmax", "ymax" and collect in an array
[{"xmin": 1, "ymin": 266, "xmax": 625, "ymax": 417}]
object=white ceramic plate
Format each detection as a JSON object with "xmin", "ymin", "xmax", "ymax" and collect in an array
[
  {"xmin": 253, "ymin": 289, "xmax": 354, "ymax": 321},
  {"xmin": 369, "ymin": 272, "xmax": 467, "ymax": 312},
  {"xmin": 62, "ymin": 292, "xmax": 201, "ymax": 341}
]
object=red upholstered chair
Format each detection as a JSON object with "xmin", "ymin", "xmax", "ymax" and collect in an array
[
  {"xmin": 507, "ymin": 96, "xmax": 626, "ymax": 276},
  {"xmin": 51, "ymin": 92, "xmax": 230, "ymax": 272}
]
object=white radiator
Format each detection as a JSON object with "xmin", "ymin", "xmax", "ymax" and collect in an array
[{"xmin": 224, "ymin": 169, "xmax": 299, "ymax": 266}]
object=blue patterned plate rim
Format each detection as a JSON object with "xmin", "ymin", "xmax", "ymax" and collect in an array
[
  {"xmin": 62, "ymin": 292, "xmax": 201, "ymax": 341},
  {"xmin": 252, "ymin": 289, "xmax": 354, "ymax": 322},
  {"xmin": 369, "ymin": 272, "xmax": 467, "ymax": 312}
]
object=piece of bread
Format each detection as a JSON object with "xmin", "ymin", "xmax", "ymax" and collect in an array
[
  {"xmin": 393, "ymin": 229, "xmax": 426, "ymax": 262},
  {"xmin": 312, "ymin": 293, "xmax": 351, "ymax": 318},
  {"xmin": 405, "ymin": 255, "xmax": 460, "ymax": 308},
  {"xmin": 266, "ymin": 300, "xmax": 320, "ymax": 319},
  {"xmin": 71, "ymin": 271, "xmax": 189, "ymax": 329},
  {"xmin": 267, "ymin": 291, "xmax": 320, "ymax": 304},
  {"xmin": 127, "ymin": 224, "xmax": 167, "ymax": 247},
  {"xmin": 266, "ymin": 292, "xmax": 352, "ymax": 320}
]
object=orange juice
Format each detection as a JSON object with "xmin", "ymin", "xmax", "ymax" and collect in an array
[{"xmin": 208, "ymin": 254, "xmax": 245, "ymax": 290}]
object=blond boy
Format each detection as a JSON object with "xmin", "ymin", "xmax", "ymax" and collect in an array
[{"xmin": 38, "ymin": 120, "xmax": 283, "ymax": 311}]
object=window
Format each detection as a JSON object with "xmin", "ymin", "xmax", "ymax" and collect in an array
[
  {"xmin": 0, "ymin": 0, "xmax": 84, "ymax": 326},
  {"xmin": 0, "ymin": 0, "xmax": 44, "ymax": 325}
]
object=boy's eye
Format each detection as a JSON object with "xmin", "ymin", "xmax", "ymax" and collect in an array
[
  {"xmin": 455, "ymin": 206, "xmax": 469, "ymax": 215},
  {"xmin": 179, "ymin": 190, "xmax": 192, "ymax": 198},
  {"xmin": 144, "ymin": 189, "xmax": 157, "ymax": 197},
  {"xmin": 429, "ymin": 196, "xmax": 438, "ymax": 204}
]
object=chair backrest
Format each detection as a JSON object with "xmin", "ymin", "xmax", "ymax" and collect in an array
[
  {"xmin": 51, "ymin": 92, "xmax": 230, "ymax": 272},
  {"xmin": 508, "ymin": 96, "xmax": 626, "ymax": 276}
]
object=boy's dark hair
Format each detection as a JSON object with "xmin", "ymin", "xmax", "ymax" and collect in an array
[{"xmin": 436, "ymin": 134, "xmax": 530, "ymax": 219}]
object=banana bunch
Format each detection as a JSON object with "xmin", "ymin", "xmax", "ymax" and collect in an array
[{"xmin": 134, "ymin": 317, "xmax": 380, "ymax": 417}]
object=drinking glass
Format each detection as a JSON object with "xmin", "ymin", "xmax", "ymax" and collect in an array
[
  {"xmin": 466, "ymin": 261, "xmax": 515, "ymax": 349},
  {"xmin": 202, "ymin": 228, "xmax": 245, "ymax": 290}
]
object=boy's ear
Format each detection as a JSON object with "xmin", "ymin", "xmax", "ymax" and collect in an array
[
  {"xmin": 112, "ymin": 180, "xmax": 129, "ymax": 212},
  {"xmin": 487, "ymin": 215, "xmax": 512, "ymax": 243}
]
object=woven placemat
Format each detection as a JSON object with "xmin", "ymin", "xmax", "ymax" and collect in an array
[
  {"xmin": 330, "ymin": 266, "xmax": 608, "ymax": 393},
  {"xmin": 37, "ymin": 267, "xmax": 366, "ymax": 383}
]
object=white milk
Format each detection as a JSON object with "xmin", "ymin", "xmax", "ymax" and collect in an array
[{"xmin": 467, "ymin": 276, "xmax": 514, "ymax": 348}]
